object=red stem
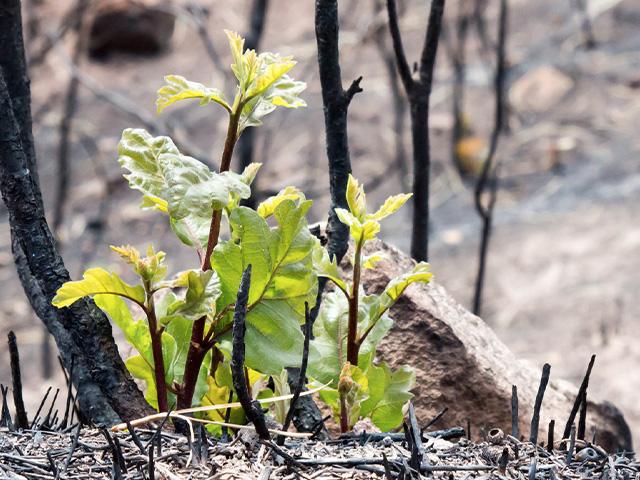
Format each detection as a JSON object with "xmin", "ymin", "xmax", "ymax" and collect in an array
[
  {"xmin": 145, "ymin": 288, "xmax": 168, "ymax": 412},
  {"xmin": 346, "ymin": 239, "xmax": 363, "ymax": 365}
]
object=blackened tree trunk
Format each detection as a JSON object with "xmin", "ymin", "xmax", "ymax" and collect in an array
[
  {"xmin": 387, "ymin": 0, "xmax": 446, "ymax": 262},
  {"xmin": 0, "ymin": 0, "xmax": 152, "ymax": 425},
  {"xmin": 316, "ymin": 0, "xmax": 362, "ymax": 265}
]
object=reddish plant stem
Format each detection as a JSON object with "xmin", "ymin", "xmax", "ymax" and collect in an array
[
  {"xmin": 179, "ymin": 109, "xmax": 241, "ymax": 410},
  {"xmin": 346, "ymin": 239, "xmax": 363, "ymax": 365},
  {"xmin": 145, "ymin": 286, "xmax": 168, "ymax": 413}
]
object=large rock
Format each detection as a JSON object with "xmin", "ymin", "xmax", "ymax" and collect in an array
[
  {"xmin": 88, "ymin": 0, "xmax": 175, "ymax": 58},
  {"xmin": 349, "ymin": 239, "xmax": 632, "ymax": 452}
]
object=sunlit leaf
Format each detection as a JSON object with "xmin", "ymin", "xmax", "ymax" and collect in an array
[
  {"xmin": 378, "ymin": 262, "xmax": 433, "ymax": 315},
  {"xmin": 212, "ymin": 200, "xmax": 319, "ymax": 374},
  {"xmin": 360, "ymin": 363, "xmax": 414, "ymax": 431},
  {"xmin": 367, "ymin": 193, "xmax": 412, "ymax": 221},
  {"xmin": 257, "ymin": 186, "xmax": 305, "ymax": 218},
  {"xmin": 156, "ymin": 75, "xmax": 230, "ymax": 113},
  {"xmin": 165, "ymin": 269, "xmax": 221, "ymax": 320},
  {"xmin": 52, "ymin": 268, "xmax": 145, "ymax": 308},
  {"xmin": 312, "ymin": 245, "xmax": 348, "ymax": 295},
  {"xmin": 346, "ymin": 174, "xmax": 366, "ymax": 221}
]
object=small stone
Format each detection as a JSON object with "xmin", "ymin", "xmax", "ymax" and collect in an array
[{"xmin": 510, "ymin": 65, "xmax": 574, "ymax": 114}]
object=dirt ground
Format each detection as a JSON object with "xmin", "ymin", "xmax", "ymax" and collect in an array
[{"xmin": 1, "ymin": 0, "xmax": 639, "ymax": 447}]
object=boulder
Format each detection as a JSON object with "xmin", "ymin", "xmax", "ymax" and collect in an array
[
  {"xmin": 509, "ymin": 65, "xmax": 573, "ymax": 114},
  {"xmin": 347, "ymin": 239, "xmax": 632, "ymax": 452},
  {"xmin": 87, "ymin": 0, "xmax": 175, "ymax": 58}
]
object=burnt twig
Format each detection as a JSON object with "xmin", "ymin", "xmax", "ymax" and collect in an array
[
  {"xmin": 511, "ymin": 385, "xmax": 519, "ymax": 438},
  {"xmin": 562, "ymin": 355, "xmax": 596, "ymax": 440},
  {"xmin": 279, "ymin": 303, "xmax": 312, "ymax": 445},
  {"xmin": 530, "ymin": 363, "xmax": 551, "ymax": 445},
  {"xmin": 8, "ymin": 332, "xmax": 28, "ymax": 429},
  {"xmin": 231, "ymin": 265, "xmax": 270, "ymax": 440},
  {"xmin": 386, "ymin": 0, "xmax": 446, "ymax": 261},
  {"xmin": 472, "ymin": 0, "xmax": 508, "ymax": 316},
  {"xmin": 578, "ymin": 390, "xmax": 587, "ymax": 440}
]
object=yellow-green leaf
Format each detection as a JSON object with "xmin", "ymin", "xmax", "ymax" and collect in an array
[
  {"xmin": 52, "ymin": 268, "xmax": 145, "ymax": 308},
  {"xmin": 378, "ymin": 262, "xmax": 433, "ymax": 315},
  {"xmin": 346, "ymin": 174, "xmax": 366, "ymax": 220},
  {"xmin": 257, "ymin": 186, "xmax": 305, "ymax": 218},
  {"xmin": 156, "ymin": 75, "xmax": 230, "ymax": 113},
  {"xmin": 367, "ymin": 193, "xmax": 412, "ymax": 221}
]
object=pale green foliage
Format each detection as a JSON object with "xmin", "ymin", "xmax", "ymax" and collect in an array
[
  {"xmin": 336, "ymin": 174, "xmax": 413, "ymax": 243},
  {"xmin": 201, "ymin": 358, "xmax": 270, "ymax": 435},
  {"xmin": 309, "ymin": 175, "xmax": 431, "ymax": 431},
  {"xmin": 309, "ymin": 291, "xmax": 393, "ymax": 385},
  {"xmin": 118, "ymin": 128, "xmax": 254, "ymax": 251},
  {"xmin": 156, "ymin": 75, "xmax": 231, "ymax": 113},
  {"xmin": 164, "ymin": 270, "xmax": 221, "ymax": 321},
  {"xmin": 157, "ymin": 30, "xmax": 306, "ymax": 134},
  {"xmin": 212, "ymin": 198, "xmax": 320, "ymax": 374},
  {"xmin": 360, "ymin": 363, "xmax": 414, "ymax": 432}
]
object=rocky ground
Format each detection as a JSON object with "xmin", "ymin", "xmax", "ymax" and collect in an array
[{"xmin": 0, "ymin": 0, "xmax": 639, "ymax": 450}]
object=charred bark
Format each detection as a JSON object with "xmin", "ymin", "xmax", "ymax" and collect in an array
[
  {"xmin": 0, "ymin": 0, "xmax": 152, "ymax": 425},
  {"xmin": 386, "ymin": 0, "xmax": 446, "ymax": 261}
]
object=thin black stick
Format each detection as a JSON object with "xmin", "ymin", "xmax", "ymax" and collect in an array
[
  {"xmin": 577, "ymin": 390, "xmax": 587, "ymax": 440},
  {"xmin": 62, "ymin": 423, "xmax": 81, "ymax": 474},
  {"xmin": 562, "ymin": 354, "xmax": 596, "ymax": 440},
  {"xmin": 530, "ymin": 363, "xmax": 551, "ymax": 445},
  {"xmin": 472, "ymin": 0, "xmax": 508, "ymax": 316},
  {"xmin": 126, "ymin": 421, "xmax": 146, "ymax": 455},
  {"xmin": 0, "ymin": 385, "xmax": 14, "ymax": 430},
  {"xmin": 59, "ymin": 355, "xmax": 75, "ymax": 430},
  {"xmin": 231, "ymin": 265, "xmax": 270, "ymax": 440},
  {"xmin": 511, "ymin": 385, "xmax": 519, "ymax": 438},
  {"xmin": 278, "ymin": 303, "xmax": 312, "ymax": 445},
  {"xmin": 30, "ymin": 386, "xmax": 51, "ymax": 428},
  {"xmin": 8, "ymin": 331, "xmax": 28, "ymax": 429},
  {"xmin": 547, "ymin": 419, "xmax": 555, "ymax": 452},
  {"xmin": 425, "ymin": 406, "xmax": 448, "ymax": 430},
  {"xmin": 386, "ymin": 0, "xmax": 446, "ymax": 261}
]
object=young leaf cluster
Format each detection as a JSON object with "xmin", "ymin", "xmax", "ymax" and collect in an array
[{"xmin": 52, "ymin": 31, "xmax": 433, "ymax": 435}]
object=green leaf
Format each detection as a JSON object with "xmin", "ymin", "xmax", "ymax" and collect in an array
[
  {"xmin": 94, "ymin": 294, "xmax": 151, "ymax": 363},
  {"xmin": 166, "ymin": 270, "xmax": 221, "ymax": 320},
  {"xmin": 367, "ymin": 193, "xmax": 412, "ymax": 221},
  {"xmin": 118, "ymin": 128, "xmax": 249, "ymax": 251},
  {"xmin": 378, "ymin": 262, "xmax": 433, "ymax": 315},
  {"xmin": 271, "ymin": 369, "xmax": 291, "ymax": 425},
  {"xmin": 156, "ymin": 75, "xmax": 230, "ymax": 113},
  {"xmin": 360, "ymin": 363, "xmax": 415, "ymax": 431},
  {"xmin": 164, "ymin": 165, "xmax": 250, "ymax": 220},
  {"xmin": 52, "ymin": 268, "xmax": 145, "ymax": 308},
  {"xmin": 257, "ymin": 186, "xmax": 305, "ymax": 218},
  {"xmin": 212, "ymin": 200, "xmax": 319, "ymax": 374},
  {"xmin": 312, "ymin": 245, "xmax": 348, "ymax": 295},
  {"xmin": 308, "ymin": 291, "xmax": 393, "ymax": 386},
  {"xmin": 96, "ymin": 293, "xmax": 182, "ymax": 411},
  {"xmin": 238, "ymin": 52, "xmax": 306, "ymax": 132},
  {"xmin": 345, "ymin": 174, "xmax": 366, "ymax": 221}
]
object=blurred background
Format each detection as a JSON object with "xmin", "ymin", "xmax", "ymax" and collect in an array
[{"xmin": 1, "ymin": 0, "xmax": 639, "ymax": 444}]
